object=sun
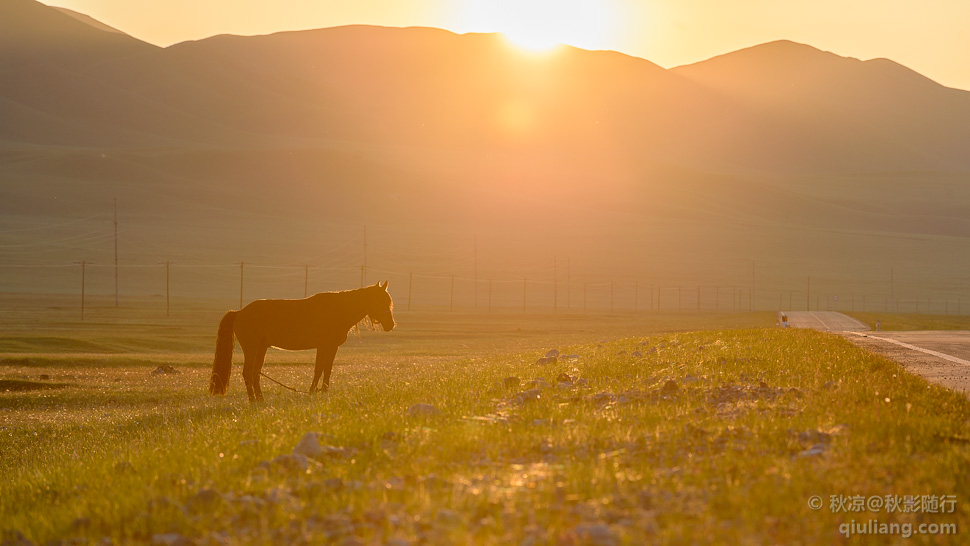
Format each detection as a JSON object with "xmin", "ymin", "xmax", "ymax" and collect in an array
[{"xmin": 454, "ymin": 0, "xmax": 619, "ymax": 53}]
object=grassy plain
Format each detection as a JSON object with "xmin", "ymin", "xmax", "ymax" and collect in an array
[
  {"xmin": 846, "ymin": 312, "xmax": 970, "ymax": 332},
  {"xmin": 2, "ymin": 301, "xmax": 969, "ymax": 544}
]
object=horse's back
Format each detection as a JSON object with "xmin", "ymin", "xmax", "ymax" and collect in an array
[{"xmin": 235, "ymin": 296, "xmax": 333, "ymax": 350}]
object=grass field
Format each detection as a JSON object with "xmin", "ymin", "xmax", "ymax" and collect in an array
[
  {"xmin": 2, "ymin": 305, "xmax": 969, "ymax": 544},
  {"xmin": 846, "ymin": 312, "xmax": 970, "ymax": 332}
]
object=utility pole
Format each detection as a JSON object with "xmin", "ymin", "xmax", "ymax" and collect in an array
[
  {"xmin": 166, "ymin": 261, "xmax": 170, "ymax": 317},
  {"xmin": 74, "ymin": 261, "xmax": 91, "ymax": 320},
  {"xmin": 751, "ymin": 261, "xmax": 755, "ymax": 312},
  {"xmin": 113, "ymin": 198, "xmax": 119, "ymax": 307},
  {"xmin": 240, "ymin": 261, "xmax": 245, "ymax": 308},
  {"xmin": 474, "ymin": 235, "xmax": 478, "ymax": 308}
]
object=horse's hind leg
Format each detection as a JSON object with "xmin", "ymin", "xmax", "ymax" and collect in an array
[
  {"xmin": 242, "ymin": 350, "xmax": 257, "ymax": 404},
  {"xmin": 310, "ymin": 345, "xmax": 338, "ymax": 393},
  {"xmin": 252, "ymin": 345, "xmax": 268, "ymax": 403}
]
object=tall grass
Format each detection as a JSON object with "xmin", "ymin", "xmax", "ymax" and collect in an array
[{"xmin": 2, "ymin": 320, "xmax": 968, "ymax": 543}]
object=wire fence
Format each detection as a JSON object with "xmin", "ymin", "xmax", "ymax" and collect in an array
[{"xmin": 1, "ymin": 260, "xmax": 968, "ymax": 319}]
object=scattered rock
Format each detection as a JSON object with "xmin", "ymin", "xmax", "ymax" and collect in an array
[
  {"xmin": 590, "ymin": 392, "xmax": 615, "ymax": 406},
  {"xmin": 0, "ymin": 530, "xmax": 33, "ymax": 546},
  {"xmin": 631, "ymin": 351, "xmax": 643, "ymax": 358},
  {"xmin": 513, "ymin": 389, "xmax": 541, "ymax": 406},
  {"xmin": 544, "ymin": 349, "xmax": 561, "ymax": 359},
  {"xmin": 185, "ymin": 488, "xmax": 226, "ymax": 514},
  {"xmin": 798, "ymin": 444, "xmax": 827, "ymax": 458},
  {"xmin": 293, "ymin": 432, "xmax": 346, "ymax": 461},
  {"xmin": 524, "ymin": 378, "xmax": 551, "ymax": 390},
  {"xmin": 151, "ymin": 533, "xmax": 192, "ymax": 546},
  {"xmin": 556, "ymin": 373, "xmax": 574, "ymax": 384},
  {"xmin": 268, "ymin": 453, "xmax": 312, "ymax": 474},
  {"xmin": 571, "ymin": 523, "xmax": 618, "ymax": 546},
  {"xmin": 535, "ymin": 356, "xmax": 557, "ymax": 366},
  {"xmin": 407, "ymin": 403, "xmax": 441, "ymax": 417},
  {"xmin": 660, "ymin": 380, "xmax": 680, "ymax": 395},
  {"xmin": 437, "ymin": 509, "xmax": 463, "ymax": 526},
  {"xmin": 39, "ymin": 374, "xmax": 50, "ymax": 381},
  {"xmin": 151, "ymin": 365, "xmax": 179, "ymax": 375},
  {"xmin": 503, "ymin": 376, "xmax": 521, "ymax": 390}
]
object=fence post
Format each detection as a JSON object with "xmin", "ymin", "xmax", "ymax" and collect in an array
[
  {"xmin": 523, "ymin": 278, "xmax": 527, "ymax": 313},
  {"xmin": 553, "ymin": 257, "xmax": 557, "ymax": 313}
]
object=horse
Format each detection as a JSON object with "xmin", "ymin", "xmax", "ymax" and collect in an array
[{"xmin": 208, "ymin": 281, "xmax": 394, "ymax": 403}]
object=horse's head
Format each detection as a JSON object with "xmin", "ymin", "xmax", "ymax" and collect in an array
[{"xmin": 367, "ymin": 280, "xmax": 395, "ymax": 332}]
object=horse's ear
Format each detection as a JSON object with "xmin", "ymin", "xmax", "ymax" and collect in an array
[{"xmin": 380, "ymin": 280, "xmax": 388, "ymax": 291}]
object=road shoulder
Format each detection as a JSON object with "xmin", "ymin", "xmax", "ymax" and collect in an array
[{"xmin": 843, "ymin": 332, "xmax": 970, "ymax": 397}]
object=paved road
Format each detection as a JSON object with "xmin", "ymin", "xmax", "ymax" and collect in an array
[
  {"xmin": 845, "ymin": 331, "xmax": 970, "ymax": 396},
  {"xmin": 777, "ymin": 312, "xmax": 970, "ymax": 395},
  {"xmin": 779, "ymin": 311, "xmax": 869, "ymax": 332}
]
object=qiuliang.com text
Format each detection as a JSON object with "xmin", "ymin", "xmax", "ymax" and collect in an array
[{"xmin": 839, "ymin": 519, "xmax": 957, "ymax": 539}]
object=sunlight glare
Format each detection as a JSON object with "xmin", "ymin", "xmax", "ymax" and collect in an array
[{"xmin": 456, "ymin": 0, "xmax": 619, "ymax": 53}]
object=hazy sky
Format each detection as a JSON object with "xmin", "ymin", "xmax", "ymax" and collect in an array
[{"xmin": 42, "ymin": 0, "xmax": 970, "ymax": 90}]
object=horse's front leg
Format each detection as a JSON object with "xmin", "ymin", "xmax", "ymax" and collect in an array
[{"xmin": 310, "ymin": 344, "xmax": 338, "ymax": 393}]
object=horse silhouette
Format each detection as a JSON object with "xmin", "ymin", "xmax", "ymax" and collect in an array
[{"xmin": 208, "ymin": 281, "xmax": 394, "ymax": 403}]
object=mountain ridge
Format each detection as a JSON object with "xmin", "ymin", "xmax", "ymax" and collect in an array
[{"xmin": 2, "ymin": 0, "xmax": 970, "ymax": 303}]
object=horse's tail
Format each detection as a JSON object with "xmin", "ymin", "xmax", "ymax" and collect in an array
[{"xmin": 208, "ymin": 310, "xmax": 237, "ymax": 396}]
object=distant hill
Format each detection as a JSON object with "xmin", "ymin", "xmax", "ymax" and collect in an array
[
  {"xmin": 2, "ymin": 3, "xmax": 969, "ymax": 171},
  {"xmin": 2, "ymin": 0, "xmax": 970, "ymax": 307},
  {"xmin": 52, "ymin": 7, "xmax": 127, "ymax": 35},
  {"xmin": 0, "ymin": 0, "xmax": 155, "ymax": 64}
]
